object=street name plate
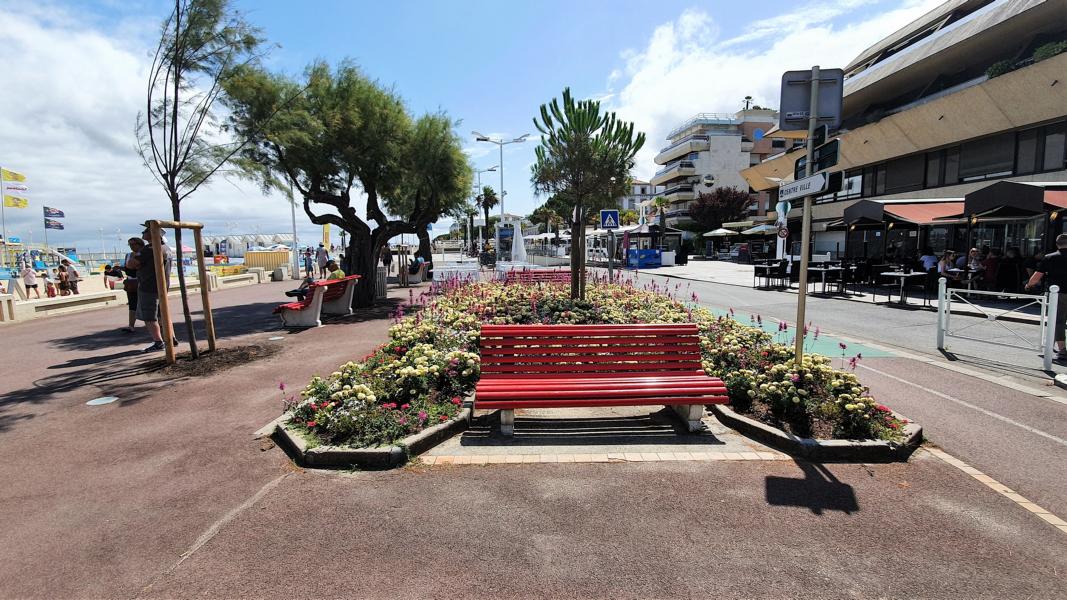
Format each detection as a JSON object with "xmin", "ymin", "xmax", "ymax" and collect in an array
[{"xmin": 779, "ymin": 173, "xmax": 828, "ymax": 202}]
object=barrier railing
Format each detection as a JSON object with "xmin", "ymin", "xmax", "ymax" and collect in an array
[{"xmin": 936, "ymin": 277, "xmax": 1059, "ymax": 371}]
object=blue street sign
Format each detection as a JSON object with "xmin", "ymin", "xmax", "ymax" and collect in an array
[{"xmin": 600, "ymin": 209, "xmax": 620, "ymax": 230}]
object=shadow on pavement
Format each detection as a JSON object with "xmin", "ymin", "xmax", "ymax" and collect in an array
[
  {"xmin": 765, "ymin": 460, "xmax": 860, "ymax": 515},
  {"xmin": 460, "ymin": 409, "xmax": 727, "ymax": 447}
]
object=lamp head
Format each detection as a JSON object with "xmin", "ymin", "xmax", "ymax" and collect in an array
[{"xmin": 514, "ymin": 133, "xmax": 530, "ymax": 142}]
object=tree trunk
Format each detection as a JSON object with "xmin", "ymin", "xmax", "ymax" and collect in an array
[
  {"xmin": 349, "ymin": 233, "xmax": 377, "ymax": 308},
  {"xmin": 416, "ymin": 228, "xmax": 432, "ymax": 262},
  {"xmin": 483, "ymin": 205, "xmax": 491, "ymax": 250},
  {"xmin": 170, "ymin": 198, "xmax": 199, "ymax": 358},
  {"xmin": 570, "ymin": 205, "xmax": 584, "ymax": 300}
]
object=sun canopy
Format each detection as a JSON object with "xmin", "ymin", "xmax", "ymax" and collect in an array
[
  {"xmin": 740, "ymin": 224, "xmax": 778, "ymax": 235},
  {"xmin": 703, "ymin": 228, "xmax": 738, "ymax": 237}
]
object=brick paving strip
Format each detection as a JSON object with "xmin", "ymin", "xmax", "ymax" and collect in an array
[{"xmin": 924, "ymin": 446, "xmax": 1067, "ymax": 535}]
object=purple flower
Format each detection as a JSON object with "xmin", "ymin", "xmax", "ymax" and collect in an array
[
  {"xmin": 278, "ymin": 382, "xmax": 286, "ymax": 391},
  {"xmin": 417, "ymin": 410, "xmax": 428, "ymax": 422},
  {"xmin": 839, "ymin": 342, "xmax": 847, "ymax": 350}
]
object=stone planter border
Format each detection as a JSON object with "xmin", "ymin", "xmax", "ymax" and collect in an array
[
  {"xmin": 711, "ymin": 404, "xmax": 922, "ymax": 462},
  {"xmin": 274, "ymin": 407, "xmax": 471, "ymax": 469}
]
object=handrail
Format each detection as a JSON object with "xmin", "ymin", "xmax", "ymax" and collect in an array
[
  {"xmin": 657, "ymin": 134, "xmax": 710, "ymax": 154},
  {"xmin": 653, "ymin": 160, "xmax": 696, "ymax": 178}
]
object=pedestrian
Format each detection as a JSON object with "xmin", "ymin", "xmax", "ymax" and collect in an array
[
  {"xmin": 20, "ymin": 263, "xmax": 41, "ymax": 299},
  {"xmin": 315, "ymin": 243, "xmax": 329, "ymax": 278},
  {"xmin": 61, "ymin": 260, "xmax": 80, "ymax": 295},
  {"xmin": 126, "ymin": 227, "xmax": 178, "ymax": 352},
  {"xmin": 380, "ymin": 244, "xmax": 392, "ymax": 274},
  {"xmin": 57, "ymin": 265, "xmax": 70, "ymax": 296},
  {"xmin": 302, "ymin": 248, "xmax": 314, "ymax": 278},
  {"xmin": 1025, "ymin": 233, "xmax": 1067, "ymax": 359},
  {"xmin": 121, "ymin": 237, "xmax": 144, "ymax": 333},
  {"xmin": 44, "ymin": 269, "xmax": 57, "ymax": 297}
]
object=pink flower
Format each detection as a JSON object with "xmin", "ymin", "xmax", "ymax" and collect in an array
[
  {"xmin": 307, "ymin": 421, "xmax": 317, "ymax": 427},
  {"xmin": 839, "ymin": 342, "xmax": 848, "ymax": 350},
  {"xmin": 401, "ymin": 403, "xmax": 410, "ymax": 410},
  {"xmin": 451, "ymin": 397, "xmax": 463, "ymax": 405},
  {"xmin": 418, "ymin": 411, "xmax": 428, "ymax": 421},
  {"xmin": 439, "ymin": 415, "xmax": 449, "ymax": 422},
  {"xmin": 278, "ymin": 382, "xmax": 286, "ymax": 391}
]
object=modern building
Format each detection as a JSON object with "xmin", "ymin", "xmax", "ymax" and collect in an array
[
  {"xmin": 651, "ymin": 109, "xmax": 783, "ymax": 228},
  {"xmin": 617, "ymin": 179, "xmax": 661, "ymax": 212},
  {"xmin": 741, "ymin": 0, "xmax": 1067, "ymax": 260}
]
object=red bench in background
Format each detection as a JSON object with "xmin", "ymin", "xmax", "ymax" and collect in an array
[
  {"xmin": 475, "ymin": 323, "xmax": 728, "ymax": 435},
  {"xmin": 273, "ymin": 275, "xmax": 361, "ymax": 328},
  {"xmin": 503, "ymin": 269, "xmax": 575, "ymax": 284}
]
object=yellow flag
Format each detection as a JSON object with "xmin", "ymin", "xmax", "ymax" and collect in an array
[
  {"xmin": 322, "ymin": 223, "xmax": 330, "ymax": 246},
  {"xmin": 3, "ymin": 195, "xmax": 28, "ymax": 208},
  {"xmin": 1, "ymin": 168, "xmax": 26, "ymax": 182}
]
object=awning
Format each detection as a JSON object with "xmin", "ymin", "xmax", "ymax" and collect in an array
[
  {"xmin": 883, "ymin": 202, "xmax": 966, "ymax": 225},
  {"xmin": 722, "ymin": 220, "xmax": 755, "ymax": 229},
  {"xmin": 741, "ymin": 224, "xmax": 778, "ymax": 235},
  {"xmin": 703, "ymin": 228, "xmax": 738, "ymax": 237}
]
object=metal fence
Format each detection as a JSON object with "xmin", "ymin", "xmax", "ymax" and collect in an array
[{"xmin": 936, "ymin": 277, "xmax": 1060, "ymax": 371}]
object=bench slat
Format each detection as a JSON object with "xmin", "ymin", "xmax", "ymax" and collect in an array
[
  {"xmin": 481, "ymin": 353, "xmax": 701, "ymax": 365},
  {"xmin": 476, "ymin": 396, "xmax": 727, "ymax": 410},
  {"xmin": 480, "ymin": 363, "xmax": 705, "ymax": 374}
]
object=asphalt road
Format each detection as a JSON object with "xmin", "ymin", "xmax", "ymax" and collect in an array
[{"xmin": 634, "ymin": 271, "xmax": 1067, "ymax": 514}]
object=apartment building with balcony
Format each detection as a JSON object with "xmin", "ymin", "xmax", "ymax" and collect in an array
[
  {"xmin": 616, "ymin": 179, "xmax": 661, "ymax": 212},
  {"xmin": 651, "ymin": 109, "xmax": 781, "ymax": 228},
  {"xmin": 741, "ymin": 0, "xmax": 1067, "ymax": 259}
]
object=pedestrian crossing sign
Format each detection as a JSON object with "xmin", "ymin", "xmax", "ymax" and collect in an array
[{"xmin": 600, "ymin": 209, "xmax": 620, "ymax": 230}]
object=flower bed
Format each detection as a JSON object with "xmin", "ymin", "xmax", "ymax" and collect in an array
[{"xmin": 282, "ymin": 278, "xmax": 906, "ymax": 449}]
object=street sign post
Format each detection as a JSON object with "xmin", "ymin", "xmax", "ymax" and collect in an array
[
  {"xmin": 779, "ymin": 69, "xmax": 844, "ymax": 132},
  {"xmin": 779, "ymin": 65, "xmax": 843, "ymax": 367},
  {"xmin": 601, "ymin": 209, "xmax": 620, "ymax": 280}
]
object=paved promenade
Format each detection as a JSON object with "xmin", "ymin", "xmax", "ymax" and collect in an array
[{"xmin": 2, "ymin": 279, "xmax": 1066, "ymax": 598}]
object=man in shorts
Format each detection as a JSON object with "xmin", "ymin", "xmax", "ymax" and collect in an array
[
  {"xmin": 61, "ymin": 259, "xmax": 80, "ymax": 295},
  {"xmin": 20, "ymin": 264, "xmax": 41, "ymax": 299},
  {"xmin": 127, "ymin": 226, "xmax": 177, "ymax": 352}
]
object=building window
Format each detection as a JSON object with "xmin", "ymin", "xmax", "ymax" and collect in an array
[
  {"xmin": 926, "ymin": 150, "xmax": 943, "ymax": 187},
  {"xmin": 958, "ymin": 132, "xmax": 1014, "ymax": 181},
  {"xmin": 874, "ymin": 164, "xmax": 886, "ymax": 195},
  {"xmin": 1042, "ymin": 122, "xmax": 1066, "ymax": 172},
  {"xmin": 862, "ymin": 166, "xmax": 875, "ymax": 197},
  {"xmin": 839, "ymin": 170, "xmax": 862, "ymax": 199},
  {"xmin": 1017, "ymin": 128, "xmax": 1039, "ymax": 175},
  {"xmin": 771, "ymin": 139, "xmax": 786, "ymax": 149},
  {"xmin": 944, "ymin": 147, "xmax": 960, "ymax": 184},
  {"xmin": 641, "ymin": 186, "xmax": 647, "ymax": 194},
  {"xmin": 885, "ymin": 154, "xmax": 925, "ymax": 194}
]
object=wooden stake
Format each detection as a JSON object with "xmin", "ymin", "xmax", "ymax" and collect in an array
[{"xmin": 192, "ymin": 227, "xmax": 216, "ymax": 352}]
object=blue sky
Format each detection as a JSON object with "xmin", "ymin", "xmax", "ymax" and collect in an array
[{"xmin": 0, "ymin": 0, "xmax": 941, "ymax": 251}]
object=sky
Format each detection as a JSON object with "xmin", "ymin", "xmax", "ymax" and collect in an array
[{"xmin": 0, "ymin": 0, "xmax": 944, "ymax": 252}]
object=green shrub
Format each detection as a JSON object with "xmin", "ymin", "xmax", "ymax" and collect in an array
[
  {"xmin": 985, "ymin": 59, "xmax": 1015, "ymax": 79},
  {"xmin": 1033, "ymin": 41, "xmax": 1067, "ymax": 63}
]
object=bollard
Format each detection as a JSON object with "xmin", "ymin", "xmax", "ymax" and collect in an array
[
  {"xmin": 936, "ymin": 277, "xmax": 947, "ymax": 350},
  {"xmin": 1044, "ymin": 285, "xmax": 1059, "ymax": 372}
]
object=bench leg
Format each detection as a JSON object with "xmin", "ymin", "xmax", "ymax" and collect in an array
[
  {"xmin": 671, "ymin": 404, "xmax": 705, "ymax": 432},
  {"xmin": 499, "ymin": 409, "xmax": 514, "ymax": 436}
]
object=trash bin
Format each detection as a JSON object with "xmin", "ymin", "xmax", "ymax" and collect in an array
[{"xmin": 376, "ymin": 266, "xmax": 388, "ymax": 299}]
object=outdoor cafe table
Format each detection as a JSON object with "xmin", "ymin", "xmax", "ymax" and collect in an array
[
  {"xmin": 806, "ymin": 265, "xmax": 845, "ymax": 294},
  {"xmin": 753, "ymin": 263, "xmax": 777, "ymax": 289},
  {"xmin": 947, "ymin": 268, "xmax": 983, "ymax": 291},
  {"xmin": 880, "ymin": 271, "xmax": 926, "ymax": 304}
]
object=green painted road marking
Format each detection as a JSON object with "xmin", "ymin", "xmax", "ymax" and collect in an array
[{"xmin": 709, "ymin": 308, "xmax": 894, "ymax": 358}]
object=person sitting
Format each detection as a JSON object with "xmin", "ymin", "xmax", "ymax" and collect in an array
[
  {"xmin": 325, "ymin": 260, "xmax": 345, "ymax": 280},
  {"xmin": 919, "ymin": 248, "xmax": 938, "ymax": 273},
  {"xmin": 285, "ymin": 275, "xmax": 316, "ymax": 302},
  {"xmin": 938, "ymin": 251, "xmax": 959, "ymax": 284}
]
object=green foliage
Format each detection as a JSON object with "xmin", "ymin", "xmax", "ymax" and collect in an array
[
  {"xmin": 985, "ymin": 60, "xmax": 1015, "ymax": 79},
  {"xmin": 1033, "ymin": 41, "xmax": 1067, "ymax": 63},
  {"xmin": 223, "ymin": 60, "xmax": 470, "ymax": 305},
  {"xmin": 619, "ymin": 209, "xmax": 639, "ymax": 225},
  {"xmin": 531, "ymin": 87, "xmax": 645, "ymax": 298}
]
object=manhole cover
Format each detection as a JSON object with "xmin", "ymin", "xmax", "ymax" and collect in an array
[
  {"xmin": 86, "ymin": 396, "xmax": 119, "ymax": 406},
  {"xmin": 268, "ymin": 336, "xmax": 285, "ymax": 341}
]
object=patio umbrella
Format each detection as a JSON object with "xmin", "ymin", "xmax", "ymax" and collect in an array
[
  {"xmin": 703, "ymin": 228, "xmax": 738, "ymax": 237},
  {"xmin": 740, "ymin": 224, "xmax": 778, "ymax": 235}
]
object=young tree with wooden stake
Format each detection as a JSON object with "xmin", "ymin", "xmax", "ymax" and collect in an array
[
  {"xmin": 531, "ymin": 88, "xmax": 643, "ymax": 299},
  {"xmin": 136, "ymin": 0, "xmax": 265, "ymax": 358}
]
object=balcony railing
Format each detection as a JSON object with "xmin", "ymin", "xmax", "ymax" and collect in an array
[
  {"xmin": 653, "ymin": 160, "xmax": 696, "ymax": 178},
  {"xmin": 662, "ymin": 184, "xmax": 694, "ymax": 196},
  {"xmin": 658, "ymin": 134, "xmax": 709, "ymax": 155}
]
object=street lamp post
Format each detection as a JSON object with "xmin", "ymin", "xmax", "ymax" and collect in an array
[
  {"xmin": 473, "ymin": 131, "xmax": 530, "ymax": 258},
  {"xmin": 473, "ymin": 165, "xmax": 497, "ymax": 251}
]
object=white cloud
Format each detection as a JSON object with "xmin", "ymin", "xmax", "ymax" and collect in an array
[
  {"xmin": 604, "ymin": 0, "xmax": 945, "ymax": 180},
  {"xmin": 0, "ymin": 3, "xmax": 327, "ymax": 253}
]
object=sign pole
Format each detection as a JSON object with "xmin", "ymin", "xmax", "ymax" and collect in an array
[
  {"xmin": 794, "ymin": 65, "xmax": 820, "ymax": 367},
  {"xmin": 608, "ymin": 230, "xmax": 615, "ymax": 282},
  {"xmin": 0, "ymin": 169, "xmax": 7, "ymax": 267}
]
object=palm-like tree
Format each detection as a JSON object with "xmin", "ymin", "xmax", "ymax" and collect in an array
[
  {"xmin": 531, "ymin": 87, "xmax": 644, "ymax": 298},
  {"xmin": 476, "ymin": 185, "xmax": 498, "ymax": 240},
  {"xmin": 651, "ymin": 195, "xmax": 671, "ymax": 248}
]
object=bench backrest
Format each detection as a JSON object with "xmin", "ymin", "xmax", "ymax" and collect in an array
[
  {"xmin": 308, "ymin": 275, "xmax": 361, "ymax": 304},
  {"xmin": 504, "ymin": 269, "xmax": 571, "ymax": 284},
  {"xmin": 479, "ymin": 323, "xmax": 705, "ymax": 378}
]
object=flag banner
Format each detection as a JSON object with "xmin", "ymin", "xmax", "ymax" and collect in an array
[
  {"xmin": 1, "ymin": 168, "xmax": 26, "ymax": 182},
  {"xmin": 3, "ymin": 195, "xmax": 28, "ymax": 208},
  {"xmin": 45, "ymin": 218, "xmax": 64, "ymax": 230},
  {"xmin": 44, "ymin": 206, "xmax": 64, "ymax": 218},
  {"xmin": 4, "ymin": 184, "xmax": 28, "ymax": 192}
]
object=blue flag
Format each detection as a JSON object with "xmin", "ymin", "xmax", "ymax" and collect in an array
[
  {"xmin": 44, "ymin": 218, "xmax": 64, "ymax": 230},
  {"xmin": 44, "ymin": 206, "xmax": 64, "ymax": 218}
]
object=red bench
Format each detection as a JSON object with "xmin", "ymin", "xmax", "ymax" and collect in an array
[
  {"xmin": 503, "ymin": 269, "xmax": 574, "ymax": 284},
  {"xmin": 273, "ymin": 275, "xmax": 361, "ymax": 328},
  {"xmin": 475, "ymin": 323, "xmax": 728, "ymax": 435}
]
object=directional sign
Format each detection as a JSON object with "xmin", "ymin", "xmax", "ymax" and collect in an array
[
  {"xmin": 794, "ymin": 139, "xmax": 840, "ymax": 180},
  {"xmin": 779, "ymin": 172, "xmax": 843, "ymax": 203},
  {"xmin": 600, "ymin": 209, "xmax": 620, "ymax": 230},
  {"xmin": 779, "ymin": 69, "xmax": 844, "ymax": 131}
]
